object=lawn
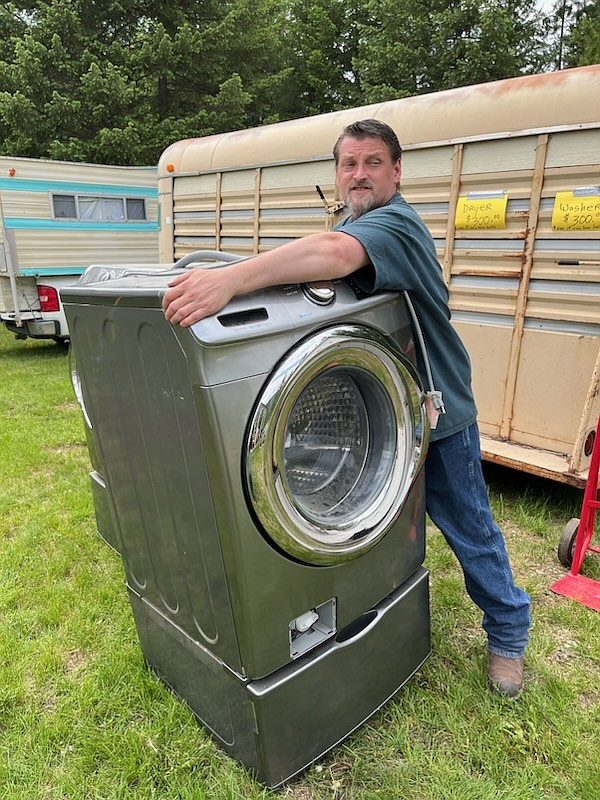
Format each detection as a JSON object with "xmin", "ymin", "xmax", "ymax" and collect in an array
[{"xmin": 0, "ymin": 326, "xmax": 598, "ymax": 799}]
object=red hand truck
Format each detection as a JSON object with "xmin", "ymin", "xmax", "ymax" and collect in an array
[{"xmin": 550, "ymin": 416, "xmax": 600, "ymax": 611}]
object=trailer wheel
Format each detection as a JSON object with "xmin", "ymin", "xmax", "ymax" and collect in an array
[{"xmin": 557, "ymin": 518, "xmax": 580, "ymax": 567}]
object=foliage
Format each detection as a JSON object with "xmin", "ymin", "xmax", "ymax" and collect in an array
[
  {"xmin": 0, "ymin": 0, "xmax": 287, "ymax": 164},
  {"xmin": 277, "ymin": 0, "xmax": 367, "ymax": 118},
  {"xmin": 0, "ymin": 0, "xmax": 590, "ymax": 165},
  {"xmin": 541, "ymin": 1, "xmax": 600, "ymax": 69},
  {"xmin": 561, "ymin": 0, "xmax": 600, "ymax": 67},
  {"xmin": 354, "ymin": 0, "xmax": 548, "ymax": 102}
]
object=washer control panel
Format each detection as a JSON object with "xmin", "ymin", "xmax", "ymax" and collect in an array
[{"xmin": 301, "ymin": 280, "xmax": 335, "ymax": 306}]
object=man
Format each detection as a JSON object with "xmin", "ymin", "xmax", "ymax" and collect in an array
[{"xmin": 163, "ymin": 119, "xmax": 531, "ymax": 698}]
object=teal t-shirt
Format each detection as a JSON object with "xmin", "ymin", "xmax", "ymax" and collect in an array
[{"xmin": 336, "ymin": 192, "xmax": 477, "ymax": 441}]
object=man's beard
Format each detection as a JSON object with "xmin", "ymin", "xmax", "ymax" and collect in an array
[{"xmin": 347, "ymin": 189, "xmax": 379, "ymax": 220}]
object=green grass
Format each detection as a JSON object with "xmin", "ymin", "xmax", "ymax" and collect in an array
[{"xmin": 0, "ymin": 326, "xmax": 598, "ymax": 799}]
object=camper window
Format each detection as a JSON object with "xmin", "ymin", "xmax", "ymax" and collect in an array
[
  {"xmin": 53, "ymin": 194, "xmax": 77, "ymax": 218},
  {"xmin": 80, "ymin": 196, "xmax": 124, "ymax": 220},
  {"xmin": 51, "ymin": 193, "xmax": 147, "ymax": 222},
  {"xmin": 126, "ymin": 198, "xmax": 146, "ymax": 220}
]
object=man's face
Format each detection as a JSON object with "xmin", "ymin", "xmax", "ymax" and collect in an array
[{"xmin": 335, "ymin": 136, "xmax": 401, "ymax": 219}]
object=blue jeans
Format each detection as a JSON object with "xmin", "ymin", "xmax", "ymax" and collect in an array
[{"xmin": 425, "ymin": 422, "xmax": 531, "ymax": 659}]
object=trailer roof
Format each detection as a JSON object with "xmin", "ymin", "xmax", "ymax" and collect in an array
[{"xmin": 158, "ymin": 66, "xmax": 600, "ymax": 176}]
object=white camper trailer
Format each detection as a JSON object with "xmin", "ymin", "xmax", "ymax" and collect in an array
[
  {"xmin": 157, "ymin": 66, "xmax": 600, "ymax": 488},
  {"xmin": 0, "ymin": 156, "xmax": 159, "ymax": 341}
]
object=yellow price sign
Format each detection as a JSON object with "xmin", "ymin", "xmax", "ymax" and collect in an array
[
  {"xmin": 455, "ymin": 195, "xmax": 508, "ymax": 230},
  {"xmin": 552, "ymin": 192, "xmax": 600, "ymax": 231}
]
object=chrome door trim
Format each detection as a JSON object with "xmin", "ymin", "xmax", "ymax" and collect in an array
[{"xmin": 245, "ymin": 324, "xmax": 429, "ymax": 565}]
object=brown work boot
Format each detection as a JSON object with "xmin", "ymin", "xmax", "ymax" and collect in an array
[{"xmin": 488, "ymin": 654, "xmax": 524, "ymax": 698}]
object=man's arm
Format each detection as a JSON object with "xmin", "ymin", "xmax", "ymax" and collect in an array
[{"xmin": 162, "ymin": 230, "xmax": 369, "ymax": 327}]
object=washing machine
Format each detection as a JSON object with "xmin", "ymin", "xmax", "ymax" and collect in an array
[{"xmin": 62, "ymin": 253, "xmax": 431, "ymax": 787}]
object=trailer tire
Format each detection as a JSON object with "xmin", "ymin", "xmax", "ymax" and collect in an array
[{"xmin": 557, "ymin": 518, "xmax": 580, "ymax": 567}]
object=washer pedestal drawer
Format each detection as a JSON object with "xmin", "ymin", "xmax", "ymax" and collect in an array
[{"xmin": 128, "ymin": 567, "xmax": 430, "ymax": 787}]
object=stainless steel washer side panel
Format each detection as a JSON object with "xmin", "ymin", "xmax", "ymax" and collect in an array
[
  {"xmin": 89, "ymin": 470, "xmax": 119, "ymax": 552},
  {"xmin": 128, "ymin": 567, "xmax": 430, "ymax": 788},
  {"xmin": 127, "ymin": 588, "xmax": 255, "ymax": 757},
  {"xmin": 66, "ymin": 305, "xmax": 243, "ymax": 672},
  {"xmin": 71, "ymin": 345, "xmax": 120, "ymax": 550}
]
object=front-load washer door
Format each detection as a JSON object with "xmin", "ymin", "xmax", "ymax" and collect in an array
[{"xmin": 244, "ymin": 324, "xmax": 429, "ymax": 565}]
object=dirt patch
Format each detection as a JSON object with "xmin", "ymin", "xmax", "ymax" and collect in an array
[
  {"xmin": 281, "ymin": 786, "xmax": 317, "ymax": 800},
  {"xmin": 63, "ymin": 648, "xmax": 88, "ymax": 676}
]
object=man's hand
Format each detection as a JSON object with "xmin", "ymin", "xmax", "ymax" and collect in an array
[{"xmin": 162, "ymin": 266, "xmax": 237, "ymax": 327}]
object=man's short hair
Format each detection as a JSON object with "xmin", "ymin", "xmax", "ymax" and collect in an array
[{"xmin": 333, "ymin": 119, "xmax": 403, "ymax": 164}]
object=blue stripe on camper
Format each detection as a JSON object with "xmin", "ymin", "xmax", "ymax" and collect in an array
[
  {"xmin": 19, "ymin": 267, "xmax": 88, "ymax": 276},
  {"xmin": 3, "ymin": 218, "xmax": 158, "ymax": 232},
  {"xmin": 0, "ymin": 177, "xmax": 157, "ymax": 196}
]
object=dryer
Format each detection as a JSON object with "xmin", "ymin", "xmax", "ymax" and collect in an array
[{"xmin": 62, "ymin": 254, "xmax": 431, "ymax": 787}]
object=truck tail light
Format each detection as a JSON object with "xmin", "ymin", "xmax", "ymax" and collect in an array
[{"xmin": 37, "ymin": 285, "xmax": 60, "ymax": 312}]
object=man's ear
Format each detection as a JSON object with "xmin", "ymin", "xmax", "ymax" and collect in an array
[{"xmin": 394, "ymin": 160, "xmax": 402, "ymax": 187}]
